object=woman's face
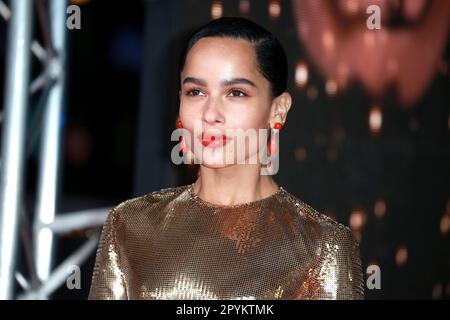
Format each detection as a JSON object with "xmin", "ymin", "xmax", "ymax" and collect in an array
[{"xmin": 179, "ymin": 37, "xmax": 273, "ymax": 168}]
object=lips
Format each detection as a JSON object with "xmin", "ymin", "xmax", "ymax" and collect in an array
[{"xmin": 199, "ymin": 132, "xmax": 229, "ymax": 148}]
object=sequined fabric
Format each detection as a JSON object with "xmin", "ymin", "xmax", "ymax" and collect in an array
[{"xmin": 88, "ymin": 183, "xmax": 364, "ymax": 300}]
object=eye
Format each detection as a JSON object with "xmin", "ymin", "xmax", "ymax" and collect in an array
[
  {"xmin": 228, "ymin": 89, "xmax": 247, "ymax": 97},
  {"xmin": 186, "ymin": 89, "xmax": 205, "ymax": 96}
]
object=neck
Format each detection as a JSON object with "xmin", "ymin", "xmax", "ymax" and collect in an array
[{"xmin": 193, "ymin": 164, "xmax": 279, "ymax": 206}]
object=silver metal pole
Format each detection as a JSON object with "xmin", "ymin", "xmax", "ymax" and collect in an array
[
  {"xmin": 0, "ymin": 0, "xmax": 33, "ymax": 300},
  {"xmin": 47, "ymin": 207, "xmax": 110, "ymax": 235},
  {"xmin": 19, "ymin": 236, "xmax": 99, "ymax": 300},
  {"xmin": 33, "ymin": 0, "xmax": 67, "ymax": 285}
]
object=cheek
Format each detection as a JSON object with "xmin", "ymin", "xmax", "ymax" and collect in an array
[
  {"xmin": 179, "ymin": 101, "xmax": 200, "ymax": 129},
  {"xmin": 232, "ymin": 104, "xmax": 270, "ymax": 130}
]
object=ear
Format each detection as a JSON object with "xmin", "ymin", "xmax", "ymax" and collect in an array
[{"xmin": 268, "ymin": 92, "xmax": 292, "ymax": 128}]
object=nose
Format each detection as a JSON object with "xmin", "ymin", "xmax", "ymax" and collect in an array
[{"xmin": 202, "ymin": 97, "xmax": 224, "ymax": 125}]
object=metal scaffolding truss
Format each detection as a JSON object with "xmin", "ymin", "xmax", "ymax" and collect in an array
[{"xmin": 0, "ymin": 0, "xmax": 108, "ymax": 300}]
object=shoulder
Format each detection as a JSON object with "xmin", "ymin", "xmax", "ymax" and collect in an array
[
  {"xmin": 280, "ymin": 188, "xmax": 357, "ymax": 246},
  {"xmin": 280, "ymin": 189, "xmax": 363, "ymax": 299},
  {"xmin": 105, "ymin": 184, "xmax": 191, "ymax": 225},
  {"xmin": 116, "ymin": 184, "xmax": 189, "ymax": 209}
]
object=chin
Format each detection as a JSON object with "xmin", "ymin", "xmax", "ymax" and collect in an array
[
  {"xmin": 197, "ymin": 151, "xmax": 228, "ymax": 167},
  {"xmin": 200, "ymin": 162, "xmax": 230, "ymax": 169},
  {"xmin": 196, "ymin": 151, "xmax": 260, "ymax": 168}
]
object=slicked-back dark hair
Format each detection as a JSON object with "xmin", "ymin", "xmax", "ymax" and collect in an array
[{"xmin": 179, "ymin": 17, "xmax": 288, "ymax": 98}]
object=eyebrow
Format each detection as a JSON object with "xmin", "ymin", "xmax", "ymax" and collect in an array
[
  {"xmin": 182, "ymin": 77, "xmax": 257, "ymax": 88},
  {"xmin": 182, "ymin": 77, "xmax": 207, "ymax": 86}
]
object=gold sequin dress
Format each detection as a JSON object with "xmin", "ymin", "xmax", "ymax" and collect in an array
[{"xmin": 88, "ymin": 183, "xmax": 364, "ymax": 300}]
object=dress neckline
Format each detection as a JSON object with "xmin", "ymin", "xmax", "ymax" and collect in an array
[{"xmin": 187, "ymin": 183, "xmax": 283, "ymax": 209}]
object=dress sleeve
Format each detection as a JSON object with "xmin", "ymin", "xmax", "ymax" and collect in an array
[
  {"xmin": 334, "ymin": 226, "xmax": 365, "ymax": 299},
  {"xmin": 88, "ymin": 208, "xmax": 128, "ymax": 300},
  {"xmin": 311, "ymin": 224, "xmax": 365, "ymax": 300}
]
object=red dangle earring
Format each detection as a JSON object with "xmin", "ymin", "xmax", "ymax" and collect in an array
[
  {"xmin": 177, "ymin": 119, "xmax": 188, "ymax": 154},
  {"xmin": 268, "ymin": 122, "xmax": 282, "ymax": 156}
]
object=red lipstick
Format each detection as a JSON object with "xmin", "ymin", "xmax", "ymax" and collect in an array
[{"xmin": 200, "ymin": 132, "xmax": 229, "ymax": 148}]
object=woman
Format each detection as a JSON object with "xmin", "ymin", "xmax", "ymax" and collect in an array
[{"xmin": 89, "ymin": 17, "xmax": 364, "ymax": 300}]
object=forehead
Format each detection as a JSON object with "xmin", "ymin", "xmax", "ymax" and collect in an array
[{"xmin": 182, "ymin": 37, "xmax": 259, "ymax": 78}]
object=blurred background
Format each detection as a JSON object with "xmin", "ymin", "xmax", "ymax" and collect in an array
[{"xmin": 0, "ymin": 0, "xmax": 448, "ymax": 299}]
